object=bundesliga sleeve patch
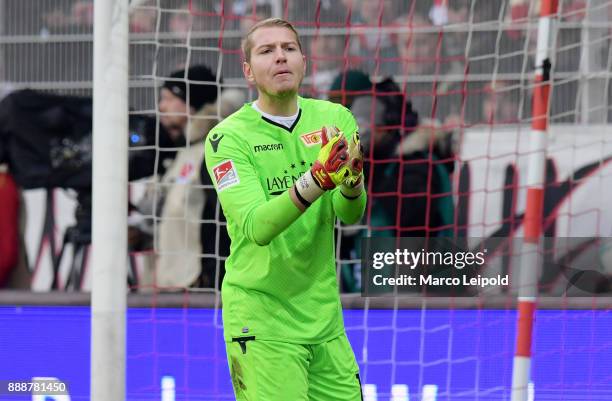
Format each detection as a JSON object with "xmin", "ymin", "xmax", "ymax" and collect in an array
[{"xmin": 212, "ymin": 160, "xmax": 240, "ymax": 191}]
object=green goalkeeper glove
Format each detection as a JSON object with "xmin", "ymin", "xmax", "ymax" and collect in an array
[
  {"xmin": 311, "ymin": 126, "xmax": 352, "ymax": 190},
  {"xmin": 339, "ymin": 131, "xmax": 365, "ymax": 198},
  {"xmin": 290, "ymin": 126, "xmax": 352, "ymax": 210},
  {"xmin": 344, "ymin": 131, "xmax": 364, "ymax": 186}
]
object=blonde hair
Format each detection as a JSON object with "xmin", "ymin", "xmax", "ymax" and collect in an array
[{"xmin": 242, "ymin": 18, "xmax": 303, "ymax": 62}]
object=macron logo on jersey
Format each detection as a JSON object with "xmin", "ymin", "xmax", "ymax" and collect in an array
[
  {"xmin": 213, "ymin": 160, "xmax": 239, "ymax": 191},
  {"xmin": 300, "ymin": 129, "xmax": 323, "ymax": 147},
  {"xmin": 254, "ymin": 143, "xmax": 284, "ymax": 153}
]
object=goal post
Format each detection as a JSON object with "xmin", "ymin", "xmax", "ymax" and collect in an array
[
  {"xmin": 511, "ymin": 1, "xmax": 558, "ymax": 400},
  {"xmin": 90, "ymin": 1, "xmax": 129, "ymax": 401}
]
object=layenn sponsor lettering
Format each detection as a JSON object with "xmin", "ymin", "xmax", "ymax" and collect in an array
[{"xmin": 266, "ymin": 170, "xmax": 308, "ymax": 195}]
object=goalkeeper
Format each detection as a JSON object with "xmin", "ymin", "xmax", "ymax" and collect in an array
[{"xmin": 204, "ymin": 18, "xmax": 366, "ymax": 401}]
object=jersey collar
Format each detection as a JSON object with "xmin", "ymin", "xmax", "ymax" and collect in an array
[
  {"xmin": 260, "ymin": 108, "xmax": 302, "ymax": 133},
  {"xmin": 249, "ymin": 96, "xmax": 303, "ymax": 133}
]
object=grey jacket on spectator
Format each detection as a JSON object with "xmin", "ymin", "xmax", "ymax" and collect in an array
[{"xmin": 136, "ymin": 89, "xmax": 244, "ymax": 288}]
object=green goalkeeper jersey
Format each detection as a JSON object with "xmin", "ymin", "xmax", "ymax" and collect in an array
[{"xmin": 204, "ymin": 96, "xmax": 366, "ymax": 344}]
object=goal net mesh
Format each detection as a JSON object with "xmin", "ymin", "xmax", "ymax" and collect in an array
[{"xmin": 1, "ymin": 0, "xmax": 612, "ymax": 400}]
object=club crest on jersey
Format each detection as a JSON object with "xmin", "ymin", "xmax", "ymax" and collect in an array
[
  {"xmin": 300, "ymin": 129, "xmax": 323, "ymax": 147},
  {"xmin": 213, "ymin": 160, "xmax": 239, "ymax": 191}
]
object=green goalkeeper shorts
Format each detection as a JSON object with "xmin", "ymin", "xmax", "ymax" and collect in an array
[{"xmin": 226, "ymin": 333, "xmax": 363, "ymax": 401}]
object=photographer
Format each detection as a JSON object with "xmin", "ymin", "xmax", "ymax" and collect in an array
[
  {"xmin": 131, "ymin": 65, "xmax": 243, "ymax": 289},
  {"xmin": 0, "ymin": 86, "xmax": 181, "ymax": 290}
]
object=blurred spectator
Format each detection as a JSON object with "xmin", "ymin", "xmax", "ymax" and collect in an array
[
  {"xmin": 131, "ymin": 65, "xmax": 244, "ymax": 289},
  {"xmin": 155, "ymin": 1, "xmax": 225, "ymax": 85},
  {"xmin": 396, "ymin": 13, "xmax": 439, "ymax": 77},
  {"xmin": 395, "ymin": 13, "xmax": 464, "ymax": 124},
  {"xmin": 328, "ymin": 69, "xmax": 372, "ymax": 108},
  {"xmin": 13, "ymin": 1, "xmax": 95, "ymax": 83},
  {"xmin": 287, "ymin": 0, "xmax": 358, "ymax": 25},
  {"xmin": 342, "ymin": 0, "xmax": 362, "ymax": 13},
  {"xmin": 130, "ymin": 1, "xmax": 157, "ymax": 34},
  {"xmin": 72, "ymin": 1, "xmax": 94, "ymax": 27},
  {"xmin": 428, "ymin": 0, "xmax": 469, "ymax": 26},
  {"xmin": 482, "ymin": 81, "xmax": 521, "ymax": 124},
  {"xmin": 168, "ymin": 9, "xmax": 192, "ymax": 38},
  {"xmin": 328, "ymin": 69, "xmax": 372, "ymax": 291},
  {"xmin": 349, "ymin": 0, "xmax": 399, "ymax": 75},
  {"xmin": 233, "ymin": 0, "xmax": 274, "ymax": 34},
  {"xmin": 165, "ymin": 0, "xmax": 209, "ymax": 40},
  {"xmin": 330, "ymin": 70, "xmax": 456, "ymax": 290},
  {"xmin": 427, "ymin": 1, "xmax": 470, "ymax": 71},
  {"xmin": 160, "ymin": 0, "xmax": 221, "ymax": 47},
  {"xmin": 352, "ymin": 79, "xmax": 455, "ymax": 238},
  {"xmin": 199, "ymin": 0, "xmax": 274, "ymax": 80},
  {"xmin": 43, "ymin": 0, "xmax": 93, "ymax": 33},
  {"xmin": 503, "ymin": 0, "xmax": 539, "ymax": 54},
  {"xmin": 307, "ymin": 34, "xmax": 346, "ymax": 99}
]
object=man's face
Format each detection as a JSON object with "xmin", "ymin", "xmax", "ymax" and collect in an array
[
  {"xmin": 243, "ymin": 26, "xmax": 306, "ymax": 98},
  {"xmin": 158, "ymin": 87, "xmax": 190, "ymax": 138}
]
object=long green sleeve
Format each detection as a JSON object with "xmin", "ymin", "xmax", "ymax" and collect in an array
[
  {"xmin": 332, "ymin": 188, "xmax": 366, "ymax": 225},
  {"xmin": 244, "ymin": 191, "xmax": 302, "ymax": 246}
]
